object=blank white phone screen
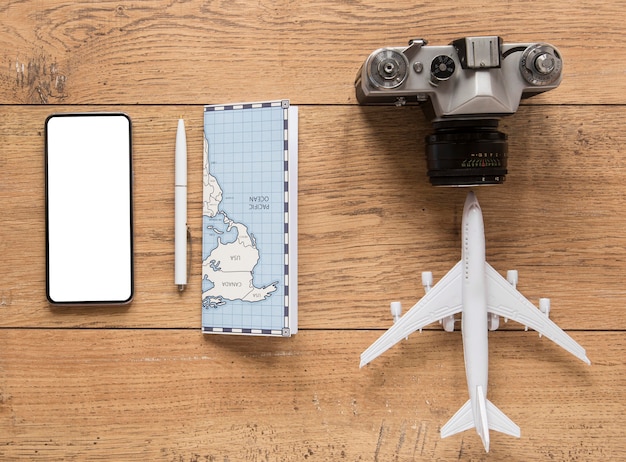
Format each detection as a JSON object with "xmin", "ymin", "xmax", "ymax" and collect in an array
[{"xmin": 45, "ymin": 114, "xmax": 133, "ymax": 304}]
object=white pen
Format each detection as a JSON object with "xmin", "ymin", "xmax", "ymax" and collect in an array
[{"xmin": 174, "ymin": 118, "xmax": 188, "ymax": 291}]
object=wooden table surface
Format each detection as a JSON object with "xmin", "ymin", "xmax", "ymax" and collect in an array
[{"xmin": 1, "ymin": 1, "xmax": 625, "ymax": 460}]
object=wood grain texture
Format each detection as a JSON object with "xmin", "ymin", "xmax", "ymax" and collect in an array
[
  {"xmin": 0, "ymin": 330, "xmax": 623, "ymax": 461},
  {"xmin": 1, "ymin": 0, "xmax": 624, "ymax": 460},
  {"xmin": 0, "ymin": 0, "xmax": 624, "ymax": 104}
]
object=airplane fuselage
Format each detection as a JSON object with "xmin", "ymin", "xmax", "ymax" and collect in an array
[{"xmin": 461, "ymin": 195, "xmax": 490, "ymax": 415}]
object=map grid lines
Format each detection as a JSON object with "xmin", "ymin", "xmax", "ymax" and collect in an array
[{"xmin": 202, "ymin": 101, "xmax": 295, "ymax": 336}]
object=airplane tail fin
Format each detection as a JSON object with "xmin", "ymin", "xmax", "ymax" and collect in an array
[{"xmin": 440, "ymin": 386, "xmax": 520, "ymax": 452}]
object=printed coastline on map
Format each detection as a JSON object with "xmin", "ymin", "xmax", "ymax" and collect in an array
[{"xmin": 202, "ymin": 101, "xmax": 298, "ymax": 336}]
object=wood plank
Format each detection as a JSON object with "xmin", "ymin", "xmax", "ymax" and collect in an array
[
  {"xmin": 0, "ymin": 329, "xmax": 622, "ymax": 461},
  {"xmin": 1, "ymin": 105, "xmax": 625, "ymax": 329},
  {"xmin": 0, "ymin": 0, "xmax": 624, "ymax": 104}
]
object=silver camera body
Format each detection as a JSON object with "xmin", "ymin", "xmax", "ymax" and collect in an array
[{"xmin": 355, "ymin": 36, "xmax": 563, "ymax": 186}]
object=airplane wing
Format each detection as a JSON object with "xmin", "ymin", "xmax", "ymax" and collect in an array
[
  {"xmin": 485, "ymin": 263, "xmax": 590, "ymax": 365},
  {"xmin": 360, "ymin": 261, "xmax": 463, "ymax": 368}
]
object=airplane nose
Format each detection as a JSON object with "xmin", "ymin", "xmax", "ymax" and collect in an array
[{"xmin": 464, "ymin": 191, "xmax": 480, "ymax": 212}]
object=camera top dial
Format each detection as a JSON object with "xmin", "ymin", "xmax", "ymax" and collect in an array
[
  {"xmin": 519, "ymin": 44, "xmax": 562, "ymax": 86},
  {"xmin": 366, "ymin": 48, "xmax": 410, "ymax": 89},
  {"xmin": 430, "ymin": 55, "xmax": 456, "ymax": 83}
]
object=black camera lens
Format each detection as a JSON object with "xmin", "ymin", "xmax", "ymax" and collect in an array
[{"xmin": 425, "ymin": 120, "xmax": 508, "ymax": 186}]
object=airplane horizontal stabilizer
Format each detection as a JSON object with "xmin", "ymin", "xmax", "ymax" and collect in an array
[
  {"xmin": 486, "ymin": 399, "xmax": 520, "ymax": 437},
  {"xmin": 440, "ymin": 399, "xmax": 473, "ymax": 438},
  {"xmin": 440, "ymin": 395, "xmax": 520, "ymax": 442}
]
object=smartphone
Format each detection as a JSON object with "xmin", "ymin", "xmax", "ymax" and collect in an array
[{"xmin": 45, "ymin": 113, "xmax": 134, "ymax": 304}]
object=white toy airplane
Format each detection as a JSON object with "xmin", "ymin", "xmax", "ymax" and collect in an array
[{"xmin": 360, "ymin": 191, "xmax": 590, "ymax": 452}]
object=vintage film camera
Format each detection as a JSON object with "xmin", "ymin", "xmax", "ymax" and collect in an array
[{"xmin": 355, "ymin": 36, "xmax": 562, "ymax": 186}]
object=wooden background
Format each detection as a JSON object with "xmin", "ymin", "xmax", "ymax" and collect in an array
[{"xmin": 1, "ymin": 1, "xmax": 625, "ymax": 460}]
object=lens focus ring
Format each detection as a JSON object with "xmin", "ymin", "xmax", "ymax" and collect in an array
[{"xmin": 425, "ymin": 121, "xmax": 508, "ymax": 186}]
